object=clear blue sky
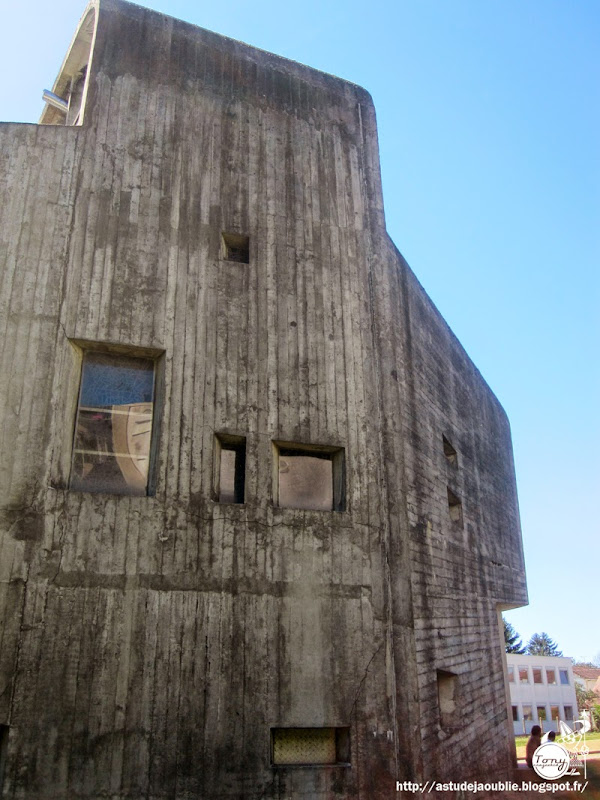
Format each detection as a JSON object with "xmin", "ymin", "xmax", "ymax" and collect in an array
[{"xmin": 1, "ymin": 1, "xmax": 598, "ymax": 662}]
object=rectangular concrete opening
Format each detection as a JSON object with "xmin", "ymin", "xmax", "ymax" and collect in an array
[
  {"xmin": 271, "ymin": 727, "xmax": 350, "ymax": 766},
  {"xmin": 446, "ymin": 487, "xmax": 463, "ymax": 526},
  {"xmin": 274, "ymin": 442, "xmax": 345, "ymax": 511},
  {"xmin": 437, "ymin": 670, "xmax": 458, "ymax": 731},
  {"xmin": 221, "ymin": 232, "xmax": 250, "ymax": 263},
  {"xmin": 442, "ymin": 435, "xmax": 457, "ymax": 465},
  {"xmin": 215, "ymin": 434, "xmax": 246, "ymax": 503}
]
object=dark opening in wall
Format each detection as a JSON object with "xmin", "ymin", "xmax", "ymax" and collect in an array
[
  {"xmin": 271, "ymin": 727, "xmax": 350, "ymax": 766},
  {"xmin": 273, "ymin": 442, "xmax": 345, "ymax": 511},
  {"xmin": 447, "ymin": 487, "xmax": 463, "ymax": 526},
  {"xmin": 215, "ymin": 434, "xmax": 246, "ymax": 503},
  {"xmin": 221, "ymin": 232, "xmax": 250, "ymax": 263},
  {"xmin": 437, "ymin": 670, "xmax": 458, "ymax": 731},
  {"xmin": 442, "ymin": 435, "xmax": 457, "ymax": 465},
  {"xmin": 0, "ymin": 725, "xmax": 9, "ymax": 796}
]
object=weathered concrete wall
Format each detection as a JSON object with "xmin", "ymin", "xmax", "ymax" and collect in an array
[{"xmin": 0, "ymin": 1, "xmax": 527, "ymax": 797}]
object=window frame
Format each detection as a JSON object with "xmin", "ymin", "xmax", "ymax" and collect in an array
[
  {"xmin": 519, "ymin": 666, "xmax": 529, "ymax": 684},
  {"xmin": 68, "ymin": 341, "xmax": 164, "ymax": 497},
  {"xmin": 559, "ymin": 669, "xmax": 569, "ymax": 685}
]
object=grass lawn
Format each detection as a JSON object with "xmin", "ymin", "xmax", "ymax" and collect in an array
[{"xmin": 514, "ymin": 731, "xmax": 600, "ymax": 759}]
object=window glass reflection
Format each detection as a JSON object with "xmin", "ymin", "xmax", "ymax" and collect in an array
[{"xmin": 70, "ymin": 352, "xmax": 155, "ymax": 495}]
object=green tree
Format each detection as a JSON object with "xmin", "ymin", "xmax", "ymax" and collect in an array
[
  {"xmin": 503, "ymin": 618, "xmax": 526, "ymax": 654},
  {"xmin": 575, "ymin": 683, "xmax": 596, "ymax": 707},
  {"xmin": 526, "ymin": 632, "xmax": 563, "ymax": 656}
]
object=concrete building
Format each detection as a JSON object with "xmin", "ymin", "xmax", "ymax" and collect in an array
[
  {"xmin": 506, "ymin": 655, "xmax": 578, "ymax": 736},
  {"xmin": 0, "ymin": 1, "xmax": 527, "ymax": 797}
]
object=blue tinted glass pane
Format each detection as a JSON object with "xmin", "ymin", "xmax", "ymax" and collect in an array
[{"xmin": 79, "ymin": 352, "xmax": 154, "ymax": 407}]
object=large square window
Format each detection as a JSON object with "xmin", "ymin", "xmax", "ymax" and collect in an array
[
  {"xmin": 274, "ymin": 442, "xmax": 345, "ymax": 511},
  {"xmin": 70, "ymin": 351, "xmax": 158, "ymax": 495}
]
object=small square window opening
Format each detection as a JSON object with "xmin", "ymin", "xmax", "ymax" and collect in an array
[
  {"xmin": 533, "ymin": 668, "xmax": 543, "ymax": 684},
  {"xmin": 271, "ymin": 727, "xmax": 350, "ymax": 767},
  {"xmin": 564, "ymin": 706, "xmax": 574, "ymax": 721},
  {"xmin": 215, "ymin": 434, "xmax": 246, "ymax": 504},
  {"xmin": 537, "ymin": 705, "xmax": 547, "ymax": 722},
  {"xmin": 546, "ymin": 669, "xmax": 556, "ymax": 685},
  {"xmin": 222, "ymin": 232, "xmax": 250, "ymax": 263},
  {"xmin": 274, "ymin": 442, "xmax": 345, "ymax": 512},
  {"xmin": 70, "ymin": 350, "xmax": 159, "ymax": 496}
]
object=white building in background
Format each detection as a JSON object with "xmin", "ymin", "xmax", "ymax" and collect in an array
[{"xmin": 506, "ymin": 654, "xmax": 578, "ymax": 736}]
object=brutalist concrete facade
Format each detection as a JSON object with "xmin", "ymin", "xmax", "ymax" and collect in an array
[{"xmin": 0, "ymin": 2, "xmax": 527, "ymax": 797}]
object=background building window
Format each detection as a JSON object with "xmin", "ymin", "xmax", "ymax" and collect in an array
[
  {"xmin": 564, "ymin": 706, "xmax": 574, "ymax": 721},
  {"xmin": 519, "ymin": 667, "xmax": 529, "ymax": 684},
  {"xmin": 512, "ymin": 706, "xmax": 519, "ymax": 721},
  {"xmin": 523, "ymin": 705, "xmax": 533, "ymax": 722},
  {"xmin": 70, "ymin": 351, "xmax": 157, "ymax": 495},
  {"xmin": 271, "ymin": 727, "xmax": 350, "ymax": 766},
  {"xmin": 508, "ymin": 666, "xmax": 515, "ymax": 683},
  {"xmin": 537, "ymin": 705, "xmax": 547, "ymax": 723},
  {"xmin": 546, "ymin": 669, "xmax": 557, "ymax": 685},
  {"xmin": 559, "ymin": 669, "xmax": 569, "ymax": 685},
  {"xmin": 550, "ymin": 705, "xmax": 560, "ymax": 722},
  {"xmin": 533, "ymin": 668, "xmax": 543, "ymax": 684},
  {"xmin": 274, "ymin": 442, "xmax": 345, "ymax": 511}
]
